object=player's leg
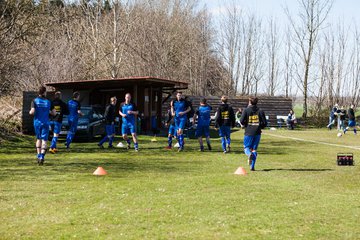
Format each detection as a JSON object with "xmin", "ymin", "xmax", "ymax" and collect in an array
[
  {"xmin": 130, "ymin": 124, "xmax": 138, "ymax": 151},
  {"xmin": 195, "ymin": 125, "xmax": 204, "ymax": 151},
  {"xmin": 224, "ymin": 126, "xmax": 231, "ymax": 152},
  {"xmin": 108, "ymin": 124, "xmax": 115, "ymax": 147},
  {"xmin": 219, "ymin": 126, "xmax": 227, "ymax": 153},
  {"xmin": 66, "ymin": 120, "xmax": 77, "ymax": 148},
  {"xmin": 34, "ymin": 122, "xmax": 42, "ymax": 160},
  {"xmin": 243, "ymin": 135, "xmax": 254, "ymax": 165},
  {"xmin": 176, "ymin": 118, "xmax": 186, "ymax": 151},
  {"xmin": 50, "ymin": 122, "xmax": 61, "ymax": 153},
  {"xmin": 250, "ymin": 135, "xmax": 261, "ymax": 171},
  {"xmin": 38, "ymin": 124, "xmax": 49, "ymax": 165},
  {"xmin": 98, "ymin": 125, "xmax": 111, "ymax": 148},
  {"xmin": 204, "ymin": 125, "xmax": 211, "ymax": 150}
]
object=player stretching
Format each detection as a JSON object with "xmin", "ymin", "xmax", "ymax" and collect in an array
[
  {"xmin": 344, "ymin": 104, "xmax": 357, "ymax": 135},
  {"xmin": 240, "ymin": 96, "xmax": 267, "ymax": 171},
  {"xmin": 98, "ymin": 97, "xmax": 117, "ymax": 148},
  {"xmin": 165, "ymin": 104, "xmax": 177, "ymax": 149},
  {"xmin": 49, "ymin": 91, "xmax": 68, "ymax": 154},
  {"xmin": 29, "ymin": 86, "xmax": 56, "ymax": 165},
  {"xmin": 193, "ymin": 98, "xmax": 212, "ymax": 151},
  {"xmin": 171, "ymin": 92, "xmax": 191, "ymax": 152},
  {"xmin": 119, "ymin": 93, "xmax": 139, "ymax": 151},
  {"xmin": 214, "ymin": 96, "xmax": 235, "ymax": 154},
  {"xmin": 65, "ymin": 92, "xmax": 83, "ymax": 149}
]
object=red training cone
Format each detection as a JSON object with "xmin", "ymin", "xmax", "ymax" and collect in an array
[
  {"xmin": 93, "ymin": 166, "xmax": 107, "ymax": 176},
  {"xmin": 234, "ymin": 167, "xmax": 247, "ymax": 175}
]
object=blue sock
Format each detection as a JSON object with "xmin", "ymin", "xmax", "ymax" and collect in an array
[
  {"xmin": 226, "ymin": 137, "xmax": 231, "ymax": 147},
  {"xmin": 50, "ymin": 136, "xmax": 58, "ymax": 149},
  {"xmin": 40, "ymin": 153, "xmax": 45, "ymax": 160},
  {"xmin": 126, "ymin": 139, "xmax": 131, "ymax": 145},
  {"xmin": 134, "ymin": 142, "xmax": 138, "ymax": 150},
  {"xmin": 66, "ymin": 133, "xmax": 71, "ymax": 146},
  {"xmin": 355, "ymin": 129, "xmax": 357, "ymax": 134},
  {"xmin": 109, "ymin": 136, "xmax": 114, "ymax": 146},
  {"xmin": 251, "ymin": 151, "xmax": 257, "ymax": 169},
  {"xmin": 221, "ymin": 137, "xmax": 226, "ymax": 151},
  {"xmin": 168, "ymin": 136, "xmax": 172, "ymax": 147},
  {"xmin": 99, "ymin": 136, "xmax": 109, "ymax": 145},
  {"xmin": 37, "ymin": 153, "xmax": 41, "ymax": 159},
  {"xmin": 179, "ymin": 135, "xmax": 184, "ymax": 148},
  {"xmin": 206, "ymin": 139, "xmax": 211, "ymax": 145}
]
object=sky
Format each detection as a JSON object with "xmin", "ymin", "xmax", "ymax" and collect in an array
[{"xmin": 199, "ymin": 0, "xmax": 360, "ymax": 28}]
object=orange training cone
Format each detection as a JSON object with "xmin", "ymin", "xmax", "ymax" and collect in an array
[
  {"xmin": 234, "ymin": 167, "xmax": 247, "ymax": 175},
  {"xmin": 93, "ymin": 166, "xmax": 107, "ymax": 176}
]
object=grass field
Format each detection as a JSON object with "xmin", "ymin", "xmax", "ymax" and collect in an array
[{"xmin": 1, "ymin": 129, "xmax": 359, "ymax": 239}]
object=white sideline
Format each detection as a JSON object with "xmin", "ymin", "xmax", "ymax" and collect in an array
[{"xmin": 264, "ymin": 133, "xmax": 360, "ymax": 151}]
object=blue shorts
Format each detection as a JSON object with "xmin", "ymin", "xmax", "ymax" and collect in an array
[
  {"xmin": 243, "ymin": 135, "xmax": 261, "ymax": 151},
  {"xmin": 68, "ymin": 119, "xmax": 78, "ymax": 133},
  {"xmin": 219, "ymin": 126, "xmax": 231, "ymax": 138},
  {"xmin": 175, "ymin": 117, "xmax": 187, "ymax": 130},
  {"xmin": 50, "ymin": 121, "xmax": 62, "ymax": 134},
  {"xmin": 195, "ymin": 125, "xmax": 210, "ymax": 138},
  {"xmin": 106, "ymin": 124, "xmax": 115, "ymax": 136},
  {"xmin": 122, "ymin": 122, "xmax": 136, "ymax": 135},
  {"xmin": 348, "ymin": 120, "xmax": 356, "ymax": 127},
  {"xmin": 168, "ymin": 124, "xmax": 176, "ymax": 136},
  {"xmin": 34, "ymin": 122, "xmax": 49, "ymax": 140}
]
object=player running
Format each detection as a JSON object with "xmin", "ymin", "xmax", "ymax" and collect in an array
[
  {"xmin": 165, "ymin": 104, "xmax": 177, "ymax": 149},
  {"xmin": 344, "ymin": 104, "xmax": 357, "ymax": 135},
  {"xmin": 171, "ymin": 91, "xmax": 191, "ymax": 152},
  {"xmin": 49, "ymin": 91, "xmax": 68, "ymax": 154},
  {"xmin": 65, "ymin": 92, "xmax": 83, "ymax": 149},
  {"xmin": 240, "ymin": 96, "xmax": 267, "ymax": 171},
  {"xmin": 119, "ymin": 93, "xmax": 139, "ymax": 151},
  {"xmin": 193, "ymin": 98, "xmax": 212, "ymax": 151},
  {"xmin": 29, "ymin": 86, "xmax": 56, "ymax": 165},
  {"xmin": 98, "ymin": 97, "xmax": 117, "ymax": 148},
  {"xmin": 214, "ymin": 95, "xmax": 235, "ymax": 154}
]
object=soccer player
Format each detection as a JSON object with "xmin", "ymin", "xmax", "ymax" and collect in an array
[
  {"xmin": 214, "ymin": 95, "xmax": 235, "ymax": 153},
  {"xmin": 119, "ymin": 93, "xmax": 139, "ymax": 151},
  {"xmin": 171, "ymin": 91, "xmax": 191, "ymax": 152},
  {"xmin": 49, "ymin": 91, "xmax": 68, "ymax": 154},
  {"xmin": 327, "ymin": 104, "xmax": 338, "ymax": 130},
  {"xmin": 65, "ymin": 92, "xmax": 83, "ymax": 149},
  {"xmin": 29, "ymin": 86, "xmax": 56, "ymax": 165},
  {"xmin": 339, "ymin": 106, "xmax": 346, "ymax": 131},
  {"xmin": 240, "ymin": 96, "xmax": 267, "ymax": 171},
  {"xmin": 344, "ymin": 104, "xmax": 357, "ymax": 135},
  {"xmin": 98, "ymin": 96, "xmax": 117, "ymax": 148},
  {"xmin": 193, "ymin": 98, "xmax": 212, "ymax": 151},
  {"xmin": 165, "ymin": 105, "xmax": 177, "ymax": 149}
]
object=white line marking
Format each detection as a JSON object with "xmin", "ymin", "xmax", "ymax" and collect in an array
[{"xmin": 264, "ymin": 133, "xmax": 360, "ymax": 151}]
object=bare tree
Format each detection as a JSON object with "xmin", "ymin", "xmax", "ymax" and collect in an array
[
  {"xmin": 265, "ymin": 17, "xmax": 280, "ymax": 96},
  {"xmin": 285, "ymin": 0, "xmax": 333, "ymax": 118}
]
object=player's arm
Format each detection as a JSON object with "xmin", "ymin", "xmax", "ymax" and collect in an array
[
  {"xmin": 29, "ymin": 100, "xmax": 35, "ymax": 115},
  {"xmin": 240, "ymin": 109, "xmax": 247, "ymax": 127},
  {"xmin": 128, "ymin": 104, "xmax": 139, "ymax": 115},
  {"xmin": 214, "ymin": 107, "xmax": 221, "ymax": 129},
  {"xmin": 229, "ymin": 107, "xmax": 236, "ymax": 128},
  {"xmin": 119, "ymin": 103, "xmax": 127, "ymax": 117},
  {"xmin": 193, "ymin": 109, "xmax": 199, "ymax": 125},
  {"xmin": 77, "ymin": 103, "xmax": 84, "ymax": 117},
  {"xmin": 259, "ymin": 110, "xmax": 267, "ymax": 129},
  {"xmin": 49, "ymin": 101, "xmax": 57, "ymax": 116},
  {"xmin": 170, "ymin": 100, "xmax": 175, "ymax": 116},
  {"xmin": 179, "ymin": 102, "xmax": 191, "ymax": 116}
]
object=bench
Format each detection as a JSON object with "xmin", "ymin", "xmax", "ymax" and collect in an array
[{"xmin": 276, "ymin": 115, "xmax": 288, "ymax": 128}]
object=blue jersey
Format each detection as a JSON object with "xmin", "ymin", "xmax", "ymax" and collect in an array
[
  {"xmin": 196, "ymin": 105, "xmax": 212, "ymax": 126},
  {"xmin": 68, "ymin": 99, "xmax": 81, "ymax": 121},
  {"xmin": 172, "ymin": 99, "xmax": 190, "ymax": 119},
  {"xmin": 120, "ymin": 102, "xmax": 137, "ymax": 124},
  {"xmin": 31, "ymin": 97, "xmax": 53, "ymax": 124}
]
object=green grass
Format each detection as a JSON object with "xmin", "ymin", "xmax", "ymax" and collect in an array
[{"xmin": 1, "ymin": 129, "xmax": 360, "ymax": 239}]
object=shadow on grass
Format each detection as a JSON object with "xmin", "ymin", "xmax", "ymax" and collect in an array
[{"xmin": 261, "ymin": 168, "xmax": 333, "ymax": 172}]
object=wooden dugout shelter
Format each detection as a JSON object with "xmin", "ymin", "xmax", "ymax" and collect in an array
[{"xmin": 22, "ymin": 76, "xmax": 188, "ymax": 134}]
